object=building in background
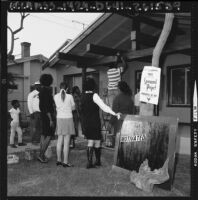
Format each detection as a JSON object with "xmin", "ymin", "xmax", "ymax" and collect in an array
[{"xmin": 7, "ymin": 42, "xmax": 56, "ymax": 118}]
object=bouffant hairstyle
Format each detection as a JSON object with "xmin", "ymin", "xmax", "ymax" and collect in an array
[
  {"xmin": 11, "ymin": 100, "xmax": 19, "ymax": 106},
  {"xmin": 39, "ymin": 74, "xmax": 53, "ymax": 87},
  {"xmin": 72, "ymin": 86, "xmax": 80, "ymax": 95},
  {"xmin": 84, "ymin": 77, "xmax": 96, "ymax": 91},
  {"xmin": 118, "ymin": 81, "xmax": 132, "ymax": 96}
]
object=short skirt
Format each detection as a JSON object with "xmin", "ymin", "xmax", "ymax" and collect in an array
[
  {"xmin": 56, "ymin": 118, "xmax": 75, "ymax": 136},
  {"xmin": 41, "ymin": 114, "xmax": 55, "ymax": 137}
]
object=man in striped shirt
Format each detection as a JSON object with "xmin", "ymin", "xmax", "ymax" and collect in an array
[{"xmin": 107, "ymin": 53, "xmax": 127, "ymax": 108}]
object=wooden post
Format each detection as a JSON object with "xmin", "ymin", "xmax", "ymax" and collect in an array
[
  {"xmin": 152, "ymin": 13, "xmax": 174, "ymax": 68},
  {"xmin": 142, "ymin": 13, "xmax": 174, "ymax": 116},
  {"xmin": 82, "ymin": 67, "xmax": 87, "ymax": 93},
  {"xmin": 131, "ymin": 18, "xmax": 140, "ymax": 51}
]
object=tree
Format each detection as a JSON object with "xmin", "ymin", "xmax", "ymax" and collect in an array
[
  {"xmin": 7, "ymin": 13, "xmax": 29, "ymax": 89},
  {"xmin": 7, "ymin": 12, "xmax": 29, "ymax": 61},
  {"xmin": 142, "ymin": 13, "xmax": 174, "ymax": 116}
]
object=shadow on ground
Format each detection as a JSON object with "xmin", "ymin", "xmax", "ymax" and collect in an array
[{"xmin": 7, "ymin": 147, "xmax": 190, "ymax": 197}]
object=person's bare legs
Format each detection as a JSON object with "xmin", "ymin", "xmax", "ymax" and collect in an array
[
  {"xmin": 42, "ymin": 136, "xmax": 51, "ymax": 157},
  {"xmin": 56, "ymin": 135, "xmax": 63, "ymax": 162},
  {"xmin": 40, "ymin": 135, "xmax": 45, "ymax": 151},
  {"xmin": 63, "ymin": 135, "xmax": 71, "ymax": 165},
  {"xmin": 38, "ymin": 136, "xmax": 51, "ymax": 162}
]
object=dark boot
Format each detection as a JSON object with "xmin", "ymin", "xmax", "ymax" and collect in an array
[
  {"xmin": 94, "ymin": 147, "xmax": 101, "ymax": 166},
  {"xmin": 86, "ymin": 147, "xmax": 94, "ymax": 169}
]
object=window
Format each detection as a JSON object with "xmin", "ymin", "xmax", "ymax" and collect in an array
[{"xmin": 168, "ymin": 65, "xmax": 190, "ymax": 106}]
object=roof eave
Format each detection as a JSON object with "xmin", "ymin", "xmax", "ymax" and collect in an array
[{"xmin": 42, "ymin": 13, "xmax": 113, "ymax": 70}]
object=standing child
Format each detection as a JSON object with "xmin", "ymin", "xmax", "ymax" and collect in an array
[{"xmin": 9, "ymin": 100, "xmax": 26, "ymax": 148}]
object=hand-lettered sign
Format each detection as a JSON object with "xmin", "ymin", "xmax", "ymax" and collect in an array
[{"xmin": 140, "ymin": 66, "xmax": 161, "ymax": 105}]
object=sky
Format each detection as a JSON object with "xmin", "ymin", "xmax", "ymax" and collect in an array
[{"xmin": 7, "ymin": 12, "xmax": 102, "ymax": 59}]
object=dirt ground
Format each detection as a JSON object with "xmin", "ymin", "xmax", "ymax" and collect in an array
[{"xmin": 7, "ymin": 147, "xmax": 190, "ymax": 197}]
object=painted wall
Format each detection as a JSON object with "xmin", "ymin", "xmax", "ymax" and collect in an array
[
  {"xmin": 8, "ymin": 63, "xmax": 23, "ymax": 74},
  {"xmin": 8, "ymin": 63, "xmax": 27, "ymax": 116},
  {"xmin": 30, "ymin": 61, "xmax": 43, "ymax": 85}
]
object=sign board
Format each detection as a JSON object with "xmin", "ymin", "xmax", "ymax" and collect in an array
[
  {"xmin": 113, "ymin": 115, "xmax": 178, "ymax": 190},
  {"xmin": 140, "ymin": 66, "xmax": 161, "ymax": 105}
]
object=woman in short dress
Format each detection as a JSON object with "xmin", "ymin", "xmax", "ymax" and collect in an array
[
  {"xmin": 54, "ymin": 82, "xmax": 75, "ymax": 167},
  {"xmin": 81, "ymin": 78, "xmax": 120, "ymax": 169}
]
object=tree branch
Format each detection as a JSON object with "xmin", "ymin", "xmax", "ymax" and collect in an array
[
  {"xmin": 7, "ymin": 26, "xmax": 14, "ymax": 56},
  {"xmin": 13, "ymin": 13, "xmax": 30, "ymax": 34},
  {"xmin": 7, "ymin": 13, "xmax": 30, "ymax": 58}
]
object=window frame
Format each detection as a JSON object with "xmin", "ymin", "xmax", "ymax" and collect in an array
[
  {"xmin": 167, "ymin": 64, "xmax": 191, "ymax": 107},
  {"xmin": 135, "ymin": 69, "xmax": 143, "ymax": 94}
]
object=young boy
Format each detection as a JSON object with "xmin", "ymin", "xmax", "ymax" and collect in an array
[{"xmin": 9, "ymin": 100, "xmax": 26, "ymax": 148}]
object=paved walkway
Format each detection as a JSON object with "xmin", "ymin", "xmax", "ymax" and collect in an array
[{"xmin": 7, "ymin": 136, "xmax": 114, "ymax": 160}]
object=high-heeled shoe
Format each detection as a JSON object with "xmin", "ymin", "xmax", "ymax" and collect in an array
[{"xmin": 62, "ymin": 163, "xmax": 73, "ymax": 167}]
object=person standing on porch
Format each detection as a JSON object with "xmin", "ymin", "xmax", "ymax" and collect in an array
[
  {"xmin": 81, "ymin": 77, "xmax": 120, "ymax": 169},
  {"xmin": 27, "ymin": 81, "xmax": 42, "ymax": 145},
  {"xmin": 110, "ymin": 81, "xmax": 134, "ymax": 141},
  {"xmin": 107, "ymin": 53, "xmax": 127, "ymax": 108},
  {"xmin": 70, "ymin": 86, "xmax": 82, "ymax": 148},
  {"xmin": 37, "ymin": 74, "xmax": 56, "ymax": 163},
  {"xmin": 54, "ymin": 82, "xmax": 75, "ymax": 167}
]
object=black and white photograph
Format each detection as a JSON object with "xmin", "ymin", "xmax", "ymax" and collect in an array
[{"xmin": 0, "ymin": 1, "xmax": 198, "ymax": 198}]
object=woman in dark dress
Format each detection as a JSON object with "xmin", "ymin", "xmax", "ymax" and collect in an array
[
  {"xmin": 81, "ymin": 78, "xmax": 120, "ymax": 169},
  {"xmin": 38, "ymin": 74, "xmax": 55, "ymax": 163},
  {"xmin": 110, "ymin": 81, "xmax": 134, "ymax": 136}
]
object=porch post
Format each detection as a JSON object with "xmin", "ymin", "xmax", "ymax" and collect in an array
[
  {"xmin": 131, "ymin": 18, "xmax": 140, "ymax": 51},
  {"xmin": 152, "ymin": 13, "xmax": 174, "ymax": 116},
  {"xmin": 82, "ymin": 67, "xmax": 87, "ymax": 94}
]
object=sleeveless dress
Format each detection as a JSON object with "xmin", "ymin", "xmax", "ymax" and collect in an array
[
  {"xmin": 39, "ymin": 87, "xmax": 55, "ymax": 137},
  {"xmin": 81, "ymin": 93, "xmax": 101, "ymax": 140}
]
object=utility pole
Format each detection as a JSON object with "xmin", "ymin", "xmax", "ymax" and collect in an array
[{"xmin": 72, "ymin": 20, "xmax": 87, "ymax": 30}]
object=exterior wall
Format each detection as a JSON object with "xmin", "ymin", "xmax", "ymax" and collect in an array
[
  {"xmin": 23, "ymin": 61, "xmax": 31, "ymax": 115},
  {"xmin": 30, "ymin": 61, "xmax": 43, "ymax": 85},
  {"xmin": 8, "ymin": 63, "xmax": 27, "ymax": 116},
  {"xmin": 8, "ymin": 63, "xmax": 23, "ymax": 74}
]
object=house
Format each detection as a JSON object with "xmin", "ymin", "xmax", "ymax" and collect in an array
[
  {"xmin": 7, "ymin": 42, "xmax": 57, "ymax": 117},
  {"xmin": 42, "ymin": 13, "xmax": 191, "ymax": 155}
]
